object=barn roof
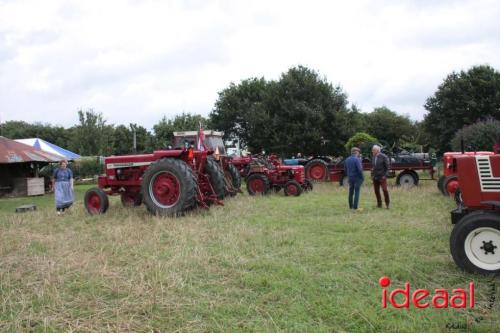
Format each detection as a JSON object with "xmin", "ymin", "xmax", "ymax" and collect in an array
[{"xmin": 0, "ymin": 136, "xmax": 63, "ymax": 164}]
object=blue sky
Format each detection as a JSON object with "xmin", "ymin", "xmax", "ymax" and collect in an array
[{"xmin": 0, "ymin": 0, "xmax": 499, "ymax": 129}]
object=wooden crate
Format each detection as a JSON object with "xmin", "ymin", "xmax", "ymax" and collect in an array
[
  {"xmin": 11, "ymin": 177, "xmax": 45, "ymax": 196},
  {"xmin": 27, "ymin": 178, "xmax": 44, "ymax": 196}
]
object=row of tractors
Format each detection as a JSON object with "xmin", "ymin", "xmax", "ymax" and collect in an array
[
  {"xmin": 434, "ymin": 145, "xmax": 500, "ymax": 275},
  {"xmin": 82, "ymin": 128, "xmax": 500, "ymax": 275},
  {"xmin": 84, "ymin": 129, "xmax": 436, "ymax": 218},
  {"xmin": 84, "ymin": 130, "xmax": 313, "ymax": 217}
]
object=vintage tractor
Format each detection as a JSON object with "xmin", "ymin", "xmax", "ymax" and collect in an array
[
  {"xmin": 83, "ymin": 143, "xmax": 225, "ymax": 217},
  {"xmin": 245, "ymin": 154, "xmax": 313, "ymax": 196},
  {"xmin": 172, "ymin": 130, "xmax": 241, "ymax": 196},
  {"xmin": 450, "ymin": 153, "xmax": 500, "ymax": 275},
  {"xmin": 283, "ymin": 156, "xmax": 332, "ymax": 181},
  {"xmin": 231, "ymin": 155, "xmax": 254, "ymax": 178},
  {"xmin": 437, "ymin": 151, "xmax": 494, "ymax": 199}
]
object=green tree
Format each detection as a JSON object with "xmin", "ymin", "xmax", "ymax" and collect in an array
[
  {"xmin": 210, "ymin": 77, "xmax": 271, "ymax": 151},
  {"xmin": 451, "ymin": 118, "xmax": 500, "ymax": 151},
  {"xmin": 365, "ymin": 106, "xmax": 415, "ymax": 148},
  {"xmin": 130, "ymin": 123, "xmax": 154, "ymax": 153},
  {"xmin": 345, "ymin": 132, "xmax": 378, "ymax": 157},
  {"xmin": 153, "ymin": 112, "xmax": 208, "ymax": 147},
  {"xmin": 70, "ymin": 109, "xmax": 114, "ymax": 156},
  {"xmin": 210, "ymin": 66, "xmax": 353, "ymax": 155},
  {"xmin": 113, "ymin": 125, "xmax": 133, "ymax": 155},
  {"xmin": 423, "ymin": 65, "xmax": 500, "ymax": 152},
  {"xmin": 1, "ymin": 121, "xmax": 71, "ymax": 148}
]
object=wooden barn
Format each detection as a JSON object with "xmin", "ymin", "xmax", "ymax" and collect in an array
[{"xmin": 0, "ymin": 136, "xmax": 62, "ymax": 197}]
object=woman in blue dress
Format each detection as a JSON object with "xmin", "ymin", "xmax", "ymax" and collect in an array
[{"xmin": 53, "ymin": 160, "xmax": 74, "ymax": 214}]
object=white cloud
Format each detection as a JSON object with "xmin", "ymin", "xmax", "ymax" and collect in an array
[{"xmin": 0, "ymin": 0, "xmax": 499, "ymax": 129}]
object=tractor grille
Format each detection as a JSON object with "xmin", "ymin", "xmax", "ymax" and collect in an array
[{"xmin": 476, "ymin": 156, "xmax": 500, "ymax": 192}]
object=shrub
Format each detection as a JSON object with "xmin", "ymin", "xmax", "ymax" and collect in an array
[
  {"xmin": 71, "ymin": 157, "xmax": 104, "ymax": 179},
  {"xmin": 345, "ymin": 132, "xmax": 378, "ymax": 156},
  {"xmin": 451, "ymin": 118, "xmax": 500, "ymax": 152}
]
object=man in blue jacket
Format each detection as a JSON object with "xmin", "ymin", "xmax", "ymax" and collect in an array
[{"xmin": 344, "ymin": 147, "xmax": 364, "ymax": 210}]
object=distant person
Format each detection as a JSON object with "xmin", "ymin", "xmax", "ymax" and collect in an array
[
  {"xmin": 371, "ymin": 145, "xmax": 390, "ymax": 209},
  {"xmin": 344, "ymin": 147, "xmax": 364, "ymax": 211},
  {"xmin": 53, "ymin": 160, "xmax": 74, "ymax": 215}
]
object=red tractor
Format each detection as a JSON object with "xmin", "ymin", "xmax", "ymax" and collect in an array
[
  {"xmin": 245, "ymin": 154, "xmax": 313, "ymax": 196},
  {"xmin": 83, "ymin": 144, "xmax": 225, "ymax": 217},
  {"xmin": 172, "ymin": 130, "xmax": 241, "ymax": 196},
  {"xmin": 450, "ymin": 153, "xmax": 500, "ymax": 275},
  {"xmin": 437, "ymin": 151, "xmax": 494, "ymax": 200}
]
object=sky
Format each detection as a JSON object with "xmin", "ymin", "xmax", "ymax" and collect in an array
[{"xmin": 0, "ymin": 0, "xmax": 499, "ymax": 130}]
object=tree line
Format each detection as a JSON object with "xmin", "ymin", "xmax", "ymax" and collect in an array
[{"xmin": 1, "ymin": 64, "xmax": 499, "ymax": 156}]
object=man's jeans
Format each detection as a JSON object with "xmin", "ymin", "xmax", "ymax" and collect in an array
[{"xmin": 348, "ymin": 178, "xmax": 363, "ymax": 209}]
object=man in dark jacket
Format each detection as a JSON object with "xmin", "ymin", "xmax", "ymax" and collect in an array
[
  {"xmin": 371, "ymin": 145, "xmax": 390, "ymax": 208},
  {"xmin": 344, "ymin": 147, "xmax": 364, "ymax": 210}
]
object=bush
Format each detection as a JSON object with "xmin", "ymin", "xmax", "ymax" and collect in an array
[
  {"xmin": 345, "ymin": 132, "xmax": 378, "ymax": 156},
  {"xmin": 71, "ymin": 157, "xmax": 104, "ymax": 179},
  {"xmin": 451, "ymin": 118, "xmax": 500, "ymax": 152}
]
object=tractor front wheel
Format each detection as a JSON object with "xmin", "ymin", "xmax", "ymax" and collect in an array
[
  {"xmin": 284, "ymin": 180, "xmax": 302, "ymax": 196},
  {"xmin": 450, "ymin": 212, "xmax": 500, "ymax": 275},
  {"xmin": 246, "ymin": 173, "xmax": 270, "ymax": 195},
  {"xmin": 141, "ymin": 158, "xmax": 197, "ymax": 216},
  {"xmin": 305, "ymin": 159, "xmax": 329, "ymax": 181},
  {"xmin": 84, "ymin": 187, "xmax": 109, "ymax": 215}
]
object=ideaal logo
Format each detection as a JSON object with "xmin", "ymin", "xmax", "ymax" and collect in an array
[{"xmin": 379, "ymin": 276, "xmax": 475, "ymax": 309}]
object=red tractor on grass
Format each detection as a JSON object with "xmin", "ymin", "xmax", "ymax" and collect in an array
[
  {"xmin": 84, "ymin": 143, "xmax": 225, "ymax": 217},
  {"xmin": 245, "ymin": 154, "xmax": 313, "ymax": 196},
  {"xmin": 283, "ymin": 156, "xmax": 333, "ymax": 181},
  {"xmin": 437, "ymin": 151, "xmax": 494, "ymax": 201},
  {"xmin": 450, "ymin": 153, "xmax": 500, "ymax": 275}
]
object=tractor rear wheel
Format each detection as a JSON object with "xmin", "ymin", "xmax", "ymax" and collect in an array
[
  {"xmin": 84, "ymin": 187, "xmax": 109, "ymax": 215},
  {"xmin": 442, "ymin": 175, "xmax": 459, "ymax": 196},
  {"xmin": 141, "ymin": 158, "xmax": 197, "ymax": 216},
  {"xmin": 396, "ymin": 171, "xmax": 418, "ymax": 187},
  {"xmin": 450, "ymin": 212, "xmax": 500, "ymax": 275},
  {"xmin": 284, "ymin": 180, "xmax": 302, "ymax": 196},
  {"xmin": 205, "ymin": 158, "xmax": 226, "ymax": 200},
  {"xmin": 437, "ymin": 175, "xmax": 446, "ymax": 193},
  {"xmin": 246, "ymin": 173, "xmax": 270, "ymax": 195},
  {"xmin": 121, "ymin": 192, "xmax": 142, "ymax": 207},
  {"xmin": 305, "ymin": 159, "xmax": 329, "ymax": 181}
]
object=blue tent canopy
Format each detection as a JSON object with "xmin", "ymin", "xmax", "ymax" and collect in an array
[{"xmin": 15, "ymin": 138, "xmax": 81, "ymax": 160}]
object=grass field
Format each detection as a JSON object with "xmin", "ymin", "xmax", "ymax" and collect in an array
[{"xmin": 0, "ymin": 179, "xmax": 499, "ymax": 332}]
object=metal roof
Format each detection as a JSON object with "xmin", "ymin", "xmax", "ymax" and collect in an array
[{"xmin": 0, "ymin": 136, "xmax": 63, "ymax": 164}]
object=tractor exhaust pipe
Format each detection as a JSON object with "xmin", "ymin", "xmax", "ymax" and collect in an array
[{"xmin": 460, "ymin": 137, "xmax": 465, "ymax": 154}]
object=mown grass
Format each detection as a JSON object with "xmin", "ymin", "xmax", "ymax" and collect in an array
[{"xmin": 0, "ymin": 179, "xmax": 499, "ymax": 332}]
